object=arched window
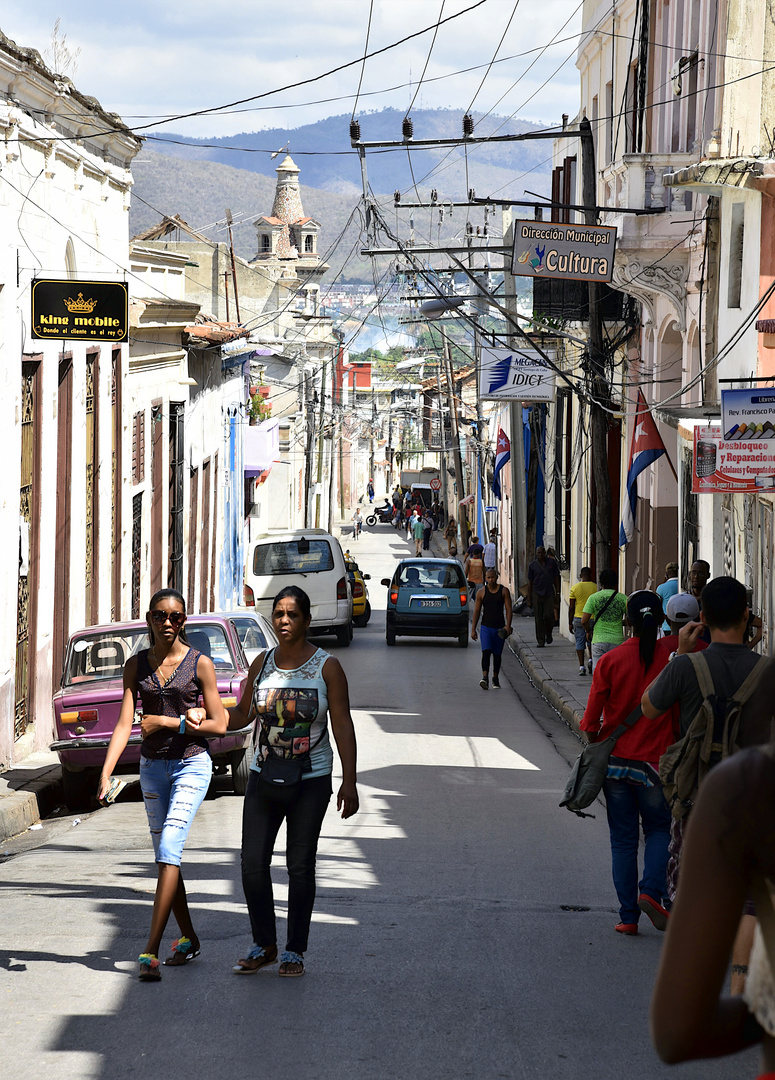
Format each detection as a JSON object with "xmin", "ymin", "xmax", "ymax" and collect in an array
[
  {"xmin": 65, "ymin": 238, "xmax": 77, "ymax": 279},
  {"xmin": 261, "ymin": 234, "xmax": 271, "ymax": 253},
  {"xmin": 304, "ymin": 234, "xmax": 314, "ymax": 253}
]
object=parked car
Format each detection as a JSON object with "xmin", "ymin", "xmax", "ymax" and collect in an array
[
  {"xmin": 244, "ymin": 529, "xmax": 353, "ymax": 646},
  {"xmin": 51, "ymin": 614, "xmax": 262, "ymax": 811},
  {"xmin": 227, "ymin": 608, "xmax": 278, "ymax": 663},
  {"xmin": 343, "ymin": 551, "xmax": 371, "ymax": 627},
  {"xmin": 382, "ymin": 558, "xmax": 469, "ymax": 647}
]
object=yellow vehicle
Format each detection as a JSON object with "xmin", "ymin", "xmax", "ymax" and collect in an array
[{"xmin": 344, "ymin": 552, "xmax": 371, "ymax": 627}]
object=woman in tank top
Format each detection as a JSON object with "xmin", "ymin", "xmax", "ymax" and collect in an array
[
  {"xmin": 227, "ymin": 585, "xmax": 359, "ymax": 978},
  {"xmin": 99, "ymin": 588, "xmax": 227, "ymax": 981},
  {"xmin": 650, "ymin": 722, "xmax": 775, "ymax": 1074},
  {"xmin": 471, "ymin": 568, "xmax": 512, "ymax": 690}
]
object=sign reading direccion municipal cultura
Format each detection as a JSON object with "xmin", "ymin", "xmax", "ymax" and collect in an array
[{"xmin": 511, "ymin": 220, "xmax": 617, "ymax": 283}]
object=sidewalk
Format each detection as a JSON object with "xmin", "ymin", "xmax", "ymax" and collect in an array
[{"xmin": 0, "ymin": 750, "xmax": 62, "ymax": 844}]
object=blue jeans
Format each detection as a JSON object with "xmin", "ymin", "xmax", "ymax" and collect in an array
[
  {"xmin": 602, "ymin": 776, "xmax": 671, "ymax": 924},
  {"xmin": 140, "ymin": 752, "xmax": 212, "ymax": 866}
]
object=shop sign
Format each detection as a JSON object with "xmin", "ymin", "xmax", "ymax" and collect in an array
[
  {"xmin": 511, "ymin": 220, "xmax": 617, "ymax": 282},
  {"xmin": 479, "ymin": 346, "xmax": 556, "ymax": 403},
  {"xmin": 31, "ymin": 279, "xmax": 128, "ymax": 342},
  {"xmin": 721, "ymin": 387, "xmax": 775, "ymax": 441},
  {"xmin": 692, "ymin": 424, "xmax": 775, "ymax": 493}
]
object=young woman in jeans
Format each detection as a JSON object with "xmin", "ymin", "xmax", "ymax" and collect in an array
[
  {"xmin": 580, "ymin": 591, "xmax": 674, "ymax": 935},
  {"xmin": 228, "ymin": 586, "xmax": 359, "ymax": 977},
  {"xmin": 98, "ymin": 588, "xmax": 227, "ymax": 981}
]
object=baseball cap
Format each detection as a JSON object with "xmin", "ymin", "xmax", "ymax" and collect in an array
[{"xmin": 665, "ymin": 593, "xmax": 700, "ymax": 626}]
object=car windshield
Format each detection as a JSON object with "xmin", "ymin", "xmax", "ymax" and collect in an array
[
  {"xmin": 230, "ymin": 617, "xmax": 269, "ymax": 654},
  {"xmin": 253, "ymin": 539, "xmax": 334, "ymax": 576},
  {"xmin": 398, "ymin": 562, "xmax": 465, "ymax": 589},
  {"xmin": 64, "ymin": 629, "xmax": 148, "ymax": 686}
]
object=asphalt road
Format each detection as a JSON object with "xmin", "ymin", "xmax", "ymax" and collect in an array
[{"xmin": 0, "ymin": 524, "xmax": 758, "ymax": 1079}]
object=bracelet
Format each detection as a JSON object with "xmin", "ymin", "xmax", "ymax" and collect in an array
[{"xmin": 179, "ymin": 715, "xmax": 186, "ymax": 734}]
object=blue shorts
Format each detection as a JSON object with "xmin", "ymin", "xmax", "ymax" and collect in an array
[
  {"xmin": 480, "ymin": 624, "xmax": 505, "ymax": 655},
  {"xmin": 573, "ymin": 617, "xmax": 588, "ymax": 652},
  {"xmin": 140, "ymin": 752, "xmax": 212, "ymax": 866}
]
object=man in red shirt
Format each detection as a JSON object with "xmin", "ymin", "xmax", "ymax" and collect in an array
[
  {"xmin": 580, "ymin": 591, "xmax": 675, "ymax": 936},
  {"xmin": 661, "ymin": 593, "xmax": 708, "ymax": 656}
]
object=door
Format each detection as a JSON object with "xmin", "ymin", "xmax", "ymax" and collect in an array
[
  {"xmin": 200, "ymin": 458, "xmax": 211, "ymax": 613},
  {"xmin": 16, "ymin": 359, "xmax": 41, "ymax": 738},
  {"xmin": 54, "ymin": 354, "xmax": 73, "ymax": 680},
  {"xmin": 131, "ymin": 493, "xmax": 142, "ymax": 619},
  {"xmin": 188, "ymin": 468, "xmax": 198, "ymax": 612},
  {"xmin": 85, "ymin": 350, "xmax": 99, "ymax": 625},
  {"xmin": 168, "ymin": 403, "xmax": 184, "ymax": 593},
  {"xmin": 111, "ymin": 349, "xmax": 122, "ymax": 619},
  {"xmin": 150, "ymin": 400, "xmax": 163, "ymax": 594}
]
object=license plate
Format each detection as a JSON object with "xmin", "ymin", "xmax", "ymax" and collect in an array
[{"xmin": 419, "ymin": 600, "xmax": 443, "ymax": 608}]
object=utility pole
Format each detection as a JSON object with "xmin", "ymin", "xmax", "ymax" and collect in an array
[
  {"xmin": 224, "ymin": 270, "xmax": 230, "ymax": 322},
  {"xmin": 314, "ymin": 354, "xmax": 328, "ymax": 528},
  {"xmin": 224, "ymin": 209, "xmax": 241, "ymax": 324},
  {"xmin": 580, "ymin": 118, "xmax": 613, "ymax": 572},
  {"xmin": 442, "ymin": 332, "xmax": 468, "ymax": 549},
  {"xmin": 502, "ymin": 211, "xmax": 528, "ymax": 592}
]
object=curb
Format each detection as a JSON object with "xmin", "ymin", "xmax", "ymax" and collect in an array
[
  {"xmin": 0, "ymin": 761, "xmax": 62, "ymax": 843},
  {"xmin": 505, "ymin": 633, "xmax": 584, "ymax": 734}
]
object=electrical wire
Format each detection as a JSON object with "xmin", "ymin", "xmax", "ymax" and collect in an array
[
  {"xmin": 465, "ymin": 0, "xmax": 521, "ymax": 115},
  {"xmin": 406, "ymin": 0, "xmax": 446, "ymax": 117},
  {"xmin": 351, "ymin": 0, "xmax": 375, "ymax": 120}
]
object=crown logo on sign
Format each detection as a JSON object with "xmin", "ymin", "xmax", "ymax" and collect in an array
[{"xmin": 63, "ymin": 292, "xmax": 98, "ymax": 313}]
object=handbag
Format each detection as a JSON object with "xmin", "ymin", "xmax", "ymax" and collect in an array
[{"xmin": 559, "ymin": 705, "xmax": 642, "ymax": 817}]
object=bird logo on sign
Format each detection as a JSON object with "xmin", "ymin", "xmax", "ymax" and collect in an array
[{"xmin": 488, "ymin": 354, "xmax": 512, "ymax": 395}]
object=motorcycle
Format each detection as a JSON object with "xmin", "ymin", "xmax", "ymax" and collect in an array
[{"xmin": 365, "ymin": 502, "xmax": 394, "ymax": 527}]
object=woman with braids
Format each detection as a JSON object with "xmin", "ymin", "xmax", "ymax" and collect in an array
[
  {"xmin": 580, "ymin": 591, "xmax": 676, "ymax": 936},
  {"xmin": 98, "ymin": 588, "xmax": 227, "ymax": 981}
]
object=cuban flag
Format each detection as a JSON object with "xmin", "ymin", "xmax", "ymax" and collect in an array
[
  {"xmin": 492, "ymin": 428, "xmax": 511, "ymax": 500},
  {"xmin": 619, "ymin": 389, "xmax": 670, "ymax": 546}
]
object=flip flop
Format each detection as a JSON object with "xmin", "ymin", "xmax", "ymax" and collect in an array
[
  {"xmin": 232, "ymin": 944, "xmax": 278, "ymax": 974},
  {"xmin": 163, "ymin": 936, "xmax": 200, "ymax": 966}
]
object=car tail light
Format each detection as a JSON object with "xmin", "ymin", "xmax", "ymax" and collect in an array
[
  {"xmin": 60, "ymin": 709, "xmax": 98, "ymax": 725},
  {"xmin": 353, "ymin": 582, "xmax": 364, "ymax": 598},
  {"xmin": 390, "ymin": 590, "xmax": 399, "ymax": 604},
  {"xmin": 243, "ymin": 582, "xmax": 255, "ymax": 606},
  {"xmin": 460, "ymin": 592, "xmax": 468, "ymax": 606},
  {"xmin": 337, "ymin": 576, "xmax": 347, "ymax": 600}
]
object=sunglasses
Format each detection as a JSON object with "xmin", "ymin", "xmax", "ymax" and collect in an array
[{"xmin": 149, "ymin": 610, "xmax": 186, "ymax": 628}]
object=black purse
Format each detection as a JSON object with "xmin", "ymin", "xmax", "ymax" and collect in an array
[{"xmin": 559, "ymin": 706, "xmax": 643, "ymax": 818}]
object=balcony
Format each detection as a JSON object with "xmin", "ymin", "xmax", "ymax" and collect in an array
[{"xmin": 600, "ymin": 153, "xmax": 697, "ymax": 217}]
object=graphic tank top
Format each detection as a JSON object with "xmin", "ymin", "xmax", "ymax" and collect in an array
[{"xmin": 250, "ymin": 648, "xmax": 333, "ymax": 779}]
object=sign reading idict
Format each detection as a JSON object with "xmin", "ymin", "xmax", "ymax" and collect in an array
[
  {"xmin": 31, "ymin": 279, "xmax": 128, "ymax": 342},
  {"xmin": 511, "ymin": 220, "xmax": 617, "ymax": 282},
  {"xmin": 479, "ymin": 347, "xmax": 556, "ymax": 402}
]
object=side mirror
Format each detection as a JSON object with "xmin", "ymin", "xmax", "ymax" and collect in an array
[
  {"xmin": 363, "ymin": 574, "xmax": 371, "ymax": 580},
  {"xmin": 381, "ymin": 578, "xmax": 391, "ymax": 587}
]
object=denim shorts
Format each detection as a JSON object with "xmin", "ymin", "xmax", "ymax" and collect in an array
[
  {"xmin": 573, "ymin": 617, "xmax": 588, "ymax": 652},
  {"xmin": 140, "ymin": 752, "xmax": 212, "ymax": 866}
]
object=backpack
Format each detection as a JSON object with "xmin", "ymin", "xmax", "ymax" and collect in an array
[{"xmin": 658, "ymin": 652, "xmax": 767, "ymax": 820}]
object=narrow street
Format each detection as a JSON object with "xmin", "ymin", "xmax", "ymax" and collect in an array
[{"xmin": 0, "ymin": 526, "xmax": 754, "ymax": 1080}]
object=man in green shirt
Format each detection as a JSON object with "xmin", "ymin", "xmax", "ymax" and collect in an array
[
  {"xmin": 580, "ymin": 567, "xmax": 627, "ymax": 670},
  {"xmin": 411, "ymin": 512, "xmax": 425, "ymax": 556}
]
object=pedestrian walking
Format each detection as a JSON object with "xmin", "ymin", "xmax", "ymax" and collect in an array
[
  {"xmin": 483, "ymin": 529, "xmax": 497, "ymax": 572},
  {"xmin": 98, "ymin": 588, "xmax": 228, "ymax": 981},
  {"xmin": 580, "ymin": 591, "xmax": 675, "ymax": 936},
  {"xmin": 412, "ymin": 511, "xmax": 425, "ymax": 555},
  {"xmin": 228, "ymin": 586, "xmax": 358, "ymax": 978},
  {"xmin": 661, "ymin": 593, "xmax": 708, "ymax": 655},
  {"xmin": 568, "ymin": 567, "xmax": 596, "ymax": 675},
  {"xmin": 656, "ymin": 561, "xmax": 680, "ymax": 632},
  {"xmin": 580, "ymin": 568, "xmax": 627, "ymax": 668},
  {"xmin": 466, "ymin": 535, "xmax": 484, "ymax": 559},
  {"xmin": 525, "ymin": 546, "xmax": 560, "ymax": 647},
  {"xmin": 422, "ymin": 509, "xmax": 434, "ymax": 550},
  {"xmin": 444, "ymin": 515, "xmax": 458, "ymax": 557},
  {"xmin": 367, "ymin": 478, "xmax": 374, "ymax": 503},
  {"xmin": 464, "ymin": 549, "xmax": 485, "ymax": 600},
  {"xmin": 471, "ymin": 568, "xmax": 512, "ymax": 690},
  {"xmin": 405, "ymin": 505, "xmax": 413, "ymax": 538},
  {"xmin": 351, "ymin": 507, "xmax": 362, "ymax": 540}
]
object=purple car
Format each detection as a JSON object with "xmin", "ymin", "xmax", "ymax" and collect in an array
[{"xmin": 51, "ymin": 612, "xmax": 276, "ymax": 810}]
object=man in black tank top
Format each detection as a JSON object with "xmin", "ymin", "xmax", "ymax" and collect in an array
[{"xmin": 471, "ymin": 569, "xmax": 513, "ymax": 690}]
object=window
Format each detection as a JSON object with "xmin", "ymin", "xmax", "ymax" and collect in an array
[
  {"xmin": 253, "ymin": 539, "xmax": 334, "ymax": 576},
  {"xmin": 605, "ymin": 81, "xmax": 614, "ymax": 163},
  {"xmin": 304, "ymin": 234, "xmax": 314, "ymax": 253},
  {"xmin": 261, "ymin": 234, "xmax": 271, "ymax": 253},
  {"xmin": 727, "ymin": 202, "xmax": 745, "ymax": 309},
  {"xmin": 132, "ymin": 410, "xmax": 145, "ymax": 484}
]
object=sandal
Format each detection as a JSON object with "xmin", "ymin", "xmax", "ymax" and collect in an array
[
  {"xmin": 138, "ymin": 953, "xmax": 162, "ymax": 981},
  {"xmin": 278, "ymin": 950, "xmax": 305, "ymax": 977},
  {"xmin": 232, "ymin": 944, "xmax": 278, "ymax": 974},
  {"xmin": 163, "ymin": 936, "xmax": 200, "ymax": 966}
]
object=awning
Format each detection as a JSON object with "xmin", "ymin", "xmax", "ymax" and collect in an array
[{"xmin": 244, "ymin": 419, "xmax": 280, "ymax": 477}]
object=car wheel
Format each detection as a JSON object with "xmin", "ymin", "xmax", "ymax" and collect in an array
[
  {"xmin": 386, "ymin": 625, "xmax": 396, "ymax": 646},
  {"xmin": 363, "ymin": 600, "xmax": 371, "ymax": 626},
  {"xmin": 230, "ymin": 749, "xmax": 251, "ymax": 795},
  {"xmin": 335, "ymin": 624, "xmax": 351, "ymax": 647},
  {"xmin": 458, "ymin": 631, "xmax": 469, "ymax": 648},
  {"xmin": 62, "ymin": 766, "xmax": 94, "ymax": 812},
  {"xmin": 353, "ymin": 611, "xmax": 366, "ymax": 628}
]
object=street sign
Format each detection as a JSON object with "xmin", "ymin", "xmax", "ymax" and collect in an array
[
  {"xmin": 721, "ymin": 387, "xmax": 775, "ymax": 441},
  {"xmin": 479, "ymin": 346, "xmax": 556, "ymax": 402},
  {"xmin": 430, "ymin": 477, "xmax": 441, "ymax": 491},
  {"xmin": 512, "ymin": 219, "xmax": 617, "ymax": 283},
  {"xmin": 31, "ymin": 279, "xmax": 128, "ymax": 341},
  {"xmin": 484, "ymin": 505, "xmax": 498, "ymax": 512}
]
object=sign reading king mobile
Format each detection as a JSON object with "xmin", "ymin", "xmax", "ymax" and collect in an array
[
  {"xmin": 31, "ymin": 279, "xmax": 128, "ymax": 342},
  {"xmin": 692, "ymin": 425, "xmax": 775, "ymax": 493},
  {"xmin": 479, "ymin": 347, "xmax": 556, "ymax": 402},
  {"xmin": 512, "ymin": 220, "xmax": 617, "ymax": 283}
]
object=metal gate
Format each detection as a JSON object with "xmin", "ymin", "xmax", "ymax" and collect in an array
[
  {"xmin": 15, "ymin": 364, "xmax": 36, "ymax": 739},
  {"xmin": 131, "ymin": 493, "xmax": 142, "ymax": 619},
  {"xmin": 680, "ymin": 449, "xmax": 699, "ymax": 589},
  {"xmin": 759, "ymin": 502, "xmax": 772, "ymax": 655}
]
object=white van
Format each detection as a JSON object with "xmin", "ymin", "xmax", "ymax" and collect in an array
[{"xmin": 244, "ymin": 530, "xmax": 353, "ymax": 646}]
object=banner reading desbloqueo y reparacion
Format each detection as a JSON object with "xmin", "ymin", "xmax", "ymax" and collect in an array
[{"xmin": 693, "ymin": 425, "xmax": 775, "ymax": 493}]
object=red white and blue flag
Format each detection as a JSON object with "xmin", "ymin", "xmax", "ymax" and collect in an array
[
  {"xmin": 492, "ymin": 427, "xmax": 511, "ymax": 500},
  {"xmin": 619, "ymin": 389, "xmax": 670, "ymax": 545}
]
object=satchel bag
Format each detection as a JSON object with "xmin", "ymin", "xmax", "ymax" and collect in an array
[{"xmin": 559, "ymin": 705, "xmax": 642, "ymax": 818}]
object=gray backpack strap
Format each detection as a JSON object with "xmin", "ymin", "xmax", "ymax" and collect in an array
[
  {"xmin": 688, "ymin": 651, "xmax": 715, "ymax": 700},
  {"xmin": 732, "ymin": 656, "xmax": 768, "ymax": 705}
]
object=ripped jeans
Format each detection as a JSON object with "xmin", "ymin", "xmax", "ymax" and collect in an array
[{"xmin": 140, "ymin": 752, "xmax": 212, "ymax": 866}]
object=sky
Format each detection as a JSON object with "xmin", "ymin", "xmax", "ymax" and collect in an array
[{"xmin": 0, "ymin": 0, "xmax": 585, "ymax": 138}]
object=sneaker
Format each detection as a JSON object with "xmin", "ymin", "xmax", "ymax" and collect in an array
[
  {"xmin": 587, "ymin": 658, "xmax": 593, "ymax": 673},
  {"xmin": 479, "ymin": 676, "xmax": 489, "ymax": 690},
  {"xmin": 492, "ymin": 675, "xmax": 500, "ymax": 689},
  {"xmin": 638, "ymin": 893, "xmax": 670, "ymax": 931},
  {"xmin": 545, "ymin": 635, "xmax": 553, "ymax": 644},
  {"xmin": 578, "ymin": 666, "xmax": 586, "ymax": 676},
  {"xmin": 614, "ymin": 922, "xmax": 638, "ymax": 936}
]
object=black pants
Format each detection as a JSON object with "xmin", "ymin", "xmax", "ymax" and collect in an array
[
  {"xmin": 241, "ymin": 771, "xmax": 332, "ymax": 954},
  {"xmin": 533, "ymin": 594, "xmax": 555, "ymax": 644},
  {"xmin": 423, "ymin": 528, "xmax": 432, "ymax": 549}
]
